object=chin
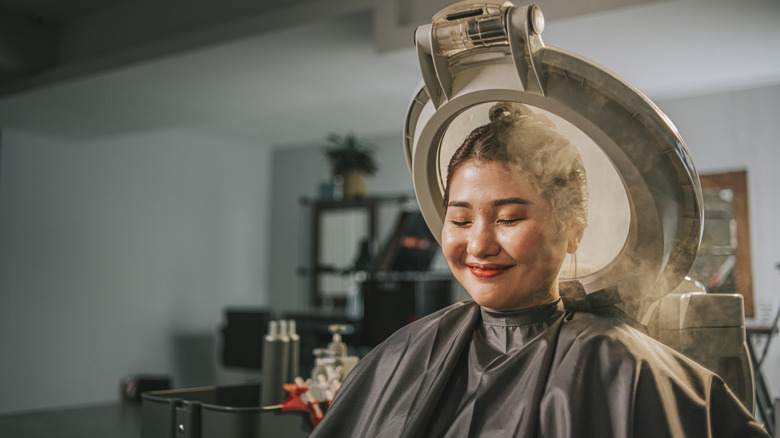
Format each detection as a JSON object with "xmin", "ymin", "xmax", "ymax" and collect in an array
[{"xmin": 470, "ymin": 293, "xmax": 524, "ymax": 312}]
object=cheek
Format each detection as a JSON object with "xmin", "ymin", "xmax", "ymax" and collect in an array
[
  {"xmin": 499, "ymin": 226, "xmax": 540, "ymax": 256},
  {"xmin": 500, "ymin": 224, "xmax": 558, "ymax": 261},
  {"xmin": 440, "ymin": 227, "xmax": 465, "ymax": 263}
]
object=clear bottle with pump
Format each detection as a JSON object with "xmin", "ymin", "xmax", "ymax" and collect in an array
[{"xmin": 326, "ymin": 325, "xmax": 359, "ymax": 382}]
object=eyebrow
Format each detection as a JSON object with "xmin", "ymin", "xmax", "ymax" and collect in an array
[
  {"xmin": 494, "ymin": 197, "xmax": 534, "ymax": 206},
  {"xmin": 447, "ymin": 197, "xmax": 534, "ymax": 208}
]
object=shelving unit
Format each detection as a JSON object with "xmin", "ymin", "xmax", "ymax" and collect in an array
[{"xmin": 299, "ymin": 193, "xmax": 416, "ymax": 308}]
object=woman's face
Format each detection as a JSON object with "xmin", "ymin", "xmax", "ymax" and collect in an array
[{"xmin": 442, "ymin": 160, "xmax": 572, "ymax": 312}]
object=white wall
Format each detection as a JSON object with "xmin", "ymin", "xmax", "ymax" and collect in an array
[{"xmin": 0, "ymin": 128, "xmax": 272, "ymax": 414}]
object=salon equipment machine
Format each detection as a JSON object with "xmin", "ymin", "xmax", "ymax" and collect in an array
[{"xmin": 403, "ymin": 1, "xmax": 754, "ymax": 412}]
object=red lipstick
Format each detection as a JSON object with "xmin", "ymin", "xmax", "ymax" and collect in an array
[{"xmin": 467, "ymin": 264, "xmax": 510, "ymax": 278}]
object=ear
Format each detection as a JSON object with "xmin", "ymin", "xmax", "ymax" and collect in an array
[{"xmin": 566, "ymin": 225, "xmax": 585, "ymax": 254}]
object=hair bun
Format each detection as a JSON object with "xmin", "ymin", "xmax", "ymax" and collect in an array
[{"xmin": 488, "ymin": 101, "xmax": 537, "ymax": 123}]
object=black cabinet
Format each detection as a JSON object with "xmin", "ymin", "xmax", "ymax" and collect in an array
[{"xmin": 359, "ymin": 271, "xmax": 455, "ymax": 346}]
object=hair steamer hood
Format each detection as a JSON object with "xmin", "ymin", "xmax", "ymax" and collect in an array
[{"xmin": 403, "ymin": 1, "xmax": 754, "ymax": 410}]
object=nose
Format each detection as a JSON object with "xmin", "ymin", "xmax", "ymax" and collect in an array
[{"xmin": 467, "ymin": 221, "xmax": 501, "ymax": 258}]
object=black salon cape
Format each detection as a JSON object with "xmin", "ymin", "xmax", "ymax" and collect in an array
[{"xmin": 310, "ymin": 300, "xmax": 767, "ymax": 438}]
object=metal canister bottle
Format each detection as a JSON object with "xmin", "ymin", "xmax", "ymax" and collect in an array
[
  {"xmin": 261, "ymin": 320, "xmax": 290, "ymax": 406},
  {"xmin": 287, "ymin": 320, "xmax": 300, "ymax": 382}
]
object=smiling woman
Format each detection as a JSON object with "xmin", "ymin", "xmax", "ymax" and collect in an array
[
  {"xmin": 443, "ymin": 161, "xmax": 569, "ymax": 311},
  {"xmin": 440, "ymin": 102, "xmax": 586, "ymax": 312}
]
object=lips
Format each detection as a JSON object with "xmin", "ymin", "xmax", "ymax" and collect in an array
[{"xmin": 467, "ymin": 263, "xmax": 512, "ymax": 278}]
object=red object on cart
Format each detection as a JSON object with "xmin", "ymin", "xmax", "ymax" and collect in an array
[{"xmin": 281, "ymin": 383, "xmax": 325, "ymax": 427}]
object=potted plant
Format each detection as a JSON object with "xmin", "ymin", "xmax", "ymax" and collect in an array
[{"xmin": 324, "ymin": 132, "xmax": 378, "ymax": 199}]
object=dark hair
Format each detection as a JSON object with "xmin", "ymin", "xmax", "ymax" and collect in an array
[{"xmin": 444, "ymin": 102, "xmax": 588, "ymax": 232}]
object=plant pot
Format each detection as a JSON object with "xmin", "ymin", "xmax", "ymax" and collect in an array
[{"xmin": 342, "ymin": 171, "xmax": 368, "ymax": 199}]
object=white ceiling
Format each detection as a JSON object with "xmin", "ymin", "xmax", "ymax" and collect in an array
[{"xmin": 0, "ymin": 0, "xmax": 778, "ymax": 147}]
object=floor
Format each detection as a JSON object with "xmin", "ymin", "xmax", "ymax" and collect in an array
[{"xmin": 0, "ymin": 402, "xmax": 142, "ymax": 438}]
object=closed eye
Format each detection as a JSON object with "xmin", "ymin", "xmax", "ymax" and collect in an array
[
  {"xmin": 497, "ymin": 218, "xmax": 523, "ymax": 224},
  {"xmin": 450, "ymin": 220, "xmax": 471, "ymax": 227}
]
